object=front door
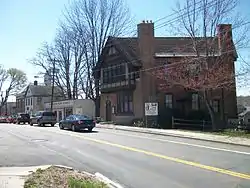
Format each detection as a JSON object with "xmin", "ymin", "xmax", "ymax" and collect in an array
[
  {"xmin": 176, "ymin": 99, "xmax": 186, "ymax": 117},
  {"xmin": 105, "ymin": 100, "xmax": 112, "ymax": 121}
]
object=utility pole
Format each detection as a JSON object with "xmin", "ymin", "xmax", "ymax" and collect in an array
[
  {"xmin": 0, "ymin": 91, "xmax": 3, "ymax": 115},
  {"xmin": 47, "ymin": 58, "xmax": 60, "ymax": 112},
  {"xmin": 51, "ymin": 60, "xmax": 55, "ymax": 111}
]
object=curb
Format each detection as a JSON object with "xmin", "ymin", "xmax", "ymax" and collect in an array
[
  {"xmin": 95, "ymin": 172, "xmax": 124, "ymax": 188},
  {"xmin": 97, "ymin": 125, "xmax": 250, "ymax": 147}
]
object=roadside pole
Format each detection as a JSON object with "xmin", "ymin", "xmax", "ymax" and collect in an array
[
  {"xmin": 50, "ymin": 60, "xmax": 55, "ymax": 111},
  {"xmin": 47, "ymin": 58, "xmax": 60, "ymax": 112}
]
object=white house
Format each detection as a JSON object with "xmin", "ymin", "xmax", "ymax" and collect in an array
[{"xmin": 24, "ymin": 81, "xmax": 64, "ymax": 114}]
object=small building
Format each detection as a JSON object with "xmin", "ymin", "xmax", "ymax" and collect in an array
[
  {"xmin": 15, "ymin": 81, "xmax": 65, "ymax": 114},
  {"xmin": 16, "ymin": 91, "xmax": 25, "ymax": 113},
  {"xmin": 44, "ymin": 99, "xmax": 95, "ymax": 122},
  {"xmin": 1, "ymin": 102, "xmax": 16, "ymax": 116}
]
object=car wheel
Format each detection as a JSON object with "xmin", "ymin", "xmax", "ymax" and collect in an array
[
  {"xmin": 71, "ymin": 125, "xmax": 77, "ymax": 132},
  {"xmin": 59, "ymin": 123, "xmax": 64, "ymax": 130},
  {"xmin": 17, "ymin": 121, "xmax": 20, "ymax": 124},
  {"xmin": 88, "ymin": 127, "xmax": 93, "ymax": 132},
  {"xmin": 51, "ymin": 124, "xmax": 55, "ymax": 127},
  {"xmin": 30, "ymin": 123, "xmax": 33, "ymax": 126}
]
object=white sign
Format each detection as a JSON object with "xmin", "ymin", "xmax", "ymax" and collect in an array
[
  {"xmin": 45, "ymin": 100, "xmax": 74, "ymax": 109},
  {"xmin": 53, "ymin": 100, "xmax": 74, "ymax": 108},
  {"xmin": 145, "ymin": 102, "xmax": 158, "ymax": 116}
]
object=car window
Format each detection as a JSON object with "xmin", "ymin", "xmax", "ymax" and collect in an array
[
  {"xmin": 42, "ymin": 112, "xmax": 55, "ymax": 116},
  {"xmin": 74, "ymin": 115, "xmax": 90, "ymax": 120},
  {"xmin": 65, "ymin": 115, "xmax": 71, "ymax": 120},
  {"xmin": 37, "ymin": 112, "xmax": 42, "ymax": 116}
]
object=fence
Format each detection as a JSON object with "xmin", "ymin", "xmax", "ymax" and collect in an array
[
  {"xmin": 172, "ymin": 117, "xmax": 250, "ymax": 131},
  {"xmin": 172, "ymin": 117, "xmax": 212, "ymax": 131}
]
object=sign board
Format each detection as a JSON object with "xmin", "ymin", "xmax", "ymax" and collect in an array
[
  {"xmin": 45, "ymin": 100, "xmax": 74, "ymax": 109},
  {"xmin": 145, "ymin": 102, "xmax": 158, "ymax": 116}
]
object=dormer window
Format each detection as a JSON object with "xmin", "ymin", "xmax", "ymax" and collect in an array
[{"xmin": 108, "ymin": 46, "xmax": 116, "ymax": 55}]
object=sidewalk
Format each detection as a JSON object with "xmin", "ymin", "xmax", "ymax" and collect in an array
[
  {"xmin": 96, "ymin": 123, "xmax": 250, "ymax": 147},
  {"xmin": 0, "ymin": 165, "xmax": 51, "ymax": 188}
]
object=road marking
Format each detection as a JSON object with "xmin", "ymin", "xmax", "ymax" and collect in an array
[
  {"xmin": 97, "ymin": 129, "xmax": 250, "ymax": 155},
  {"xmin": 52, "ymin": 130, "xmax": 250, "ymax": 180}
]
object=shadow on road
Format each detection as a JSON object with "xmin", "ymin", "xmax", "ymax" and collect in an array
[{"xmin": 63, "ymin": 129, "xmax": 99, "ymax": 134}]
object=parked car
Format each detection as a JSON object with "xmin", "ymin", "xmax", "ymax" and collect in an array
[
  {"xmin": 30, "ymin": 111, "xmax": 57, "ymax": 127},
  {"xmin": 6, "ymin": 116, "xmax": 16, "ymax": 123},
  {"xmin": 16, "ymin": 113, "xmax": 30, "ymax": 124},
  {"xmin": 0, "ymin": 116, "xmax": 8, "ymax": 123},
  {"xmin": 59, "ymin": 114, "xmax": 96, "ymax": 132}
]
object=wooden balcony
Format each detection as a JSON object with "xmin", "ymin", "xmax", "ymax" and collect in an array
[{"xmin": 100, "ymin": 79, "xmax": 136, "ymax": 93}]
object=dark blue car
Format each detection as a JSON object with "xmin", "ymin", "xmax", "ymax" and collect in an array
[{"xmin": 59, "ymin": 114, "xmax": 96, "ymax": 132}]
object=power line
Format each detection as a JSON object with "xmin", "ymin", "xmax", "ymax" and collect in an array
[
  {"xmin": 91, "ymin": 0, "xmax": 242, "ymax": 73},
  {"xmin": 91, "ymin": 21, "xmax": 250, "ymax": 76},
  {"xmin": 90, "ymin": 46, "xmax": 250, "ymax": 91}
]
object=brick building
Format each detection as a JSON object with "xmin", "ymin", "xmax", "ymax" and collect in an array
[
  {"xmin": 16, "ymin": 91, "xmax": 25, "ymax": 113},
  {"xmin": 94, "ymin": 20, "xmax": 238, "ymax": 126}
]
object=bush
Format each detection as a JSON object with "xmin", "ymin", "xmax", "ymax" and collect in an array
[{"xmin": 68, "ymin": 177, "xmax": 107, "ymax": 188}]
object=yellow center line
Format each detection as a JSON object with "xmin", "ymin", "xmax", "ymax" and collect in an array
[{"xmin": 49, "ymin": 129, "xmax": 250, "ymax": 180}]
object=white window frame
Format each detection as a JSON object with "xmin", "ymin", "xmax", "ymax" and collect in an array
[
  {"xmin": 108, "ymin": 47, "xmax": 116, "ymax": 55},
  {"xmin": 212, "ymin": 100, "xmax": 219, "ymax": 113},
  {"xmin": 192, "ymin": 93, "xmax": 199, "ymax": 110},
  {"xmin": 165, "ymin": 94, "xmax": 173, "ymax": 108}
]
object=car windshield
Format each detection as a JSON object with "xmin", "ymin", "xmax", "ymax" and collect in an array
[{"xmin": 74, "ymin": 115, "xmax": 91, "ymax": 120}]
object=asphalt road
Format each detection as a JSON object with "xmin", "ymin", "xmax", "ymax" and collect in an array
[{"xmin": 0, "ymin": 124, "xmax": 250, "ymax": 188}]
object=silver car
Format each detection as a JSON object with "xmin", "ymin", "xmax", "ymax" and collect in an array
[{"xmin": 30, "ymin": 111, "xmax": 57, "ymax": 127}]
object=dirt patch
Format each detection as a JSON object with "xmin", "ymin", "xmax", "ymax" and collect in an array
[{"xmin": 24, "ymin": 166, "xmax": 108, "ymax": 188}]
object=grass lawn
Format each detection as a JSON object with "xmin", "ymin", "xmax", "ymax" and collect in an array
[
  {"xmin": 214, "ymin": 129, "xmax": 250, "ymax": 139},
  {"xmin": 24, "ymin": 166, "xmax": 108, "ymax": 188}
]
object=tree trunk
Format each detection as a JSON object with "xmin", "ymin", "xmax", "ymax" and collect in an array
[
  {"xmin": 203, "ymin": 89, "xmax": 217, "ymax": 131},
  {"xmin": 94, "ymin": 96, "xmax": 100, "ymax": 117},
  {"xmin": 94, "ymin": 78, "xmax": 100, "ymax": 117}
]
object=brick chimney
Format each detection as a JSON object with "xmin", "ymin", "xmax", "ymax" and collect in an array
[
  {"xmin": 137, "ymin": 20, "xmax": 154, "ymax": 39},
  {"xmin": 137, "ymin": 20, "xmax": 155, "ymax": 67},
  {"xmin": 137, "ymin": 20, "xmax": 157, "ymax": 120},
  {"xmin": 217, "ymin": 24, "xmax": 233, "ymax": 55}
]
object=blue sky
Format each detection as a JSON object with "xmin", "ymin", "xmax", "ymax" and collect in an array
[{"xmin": 0, "ymin": 0, "xmax": 250, "ymax": 101}]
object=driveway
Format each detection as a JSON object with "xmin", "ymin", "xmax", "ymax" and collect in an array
[{"xmin": 0, "ymin": 124, "xmax": 249, "ymax": 188}]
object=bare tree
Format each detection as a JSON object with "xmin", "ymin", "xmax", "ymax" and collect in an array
[
  {"xmin": 0, "ymin": 68, "xmax": 27, "ymax": 114},
  {"xmin": 31, "ymin": 21, "xmax": 90, "ymax": 100},
  {"xmin": 152, "ymin": 0, "xmax": 249, "ymax": 130},
  {"xmin": 30, "ymin": 35, "xmax": 79, "ymax": 100},
  {"xmin": 30, "ymin": 42, "xmax": 68, "ymax": 97},
  {"xmin": 63, "ymin": 0, "xmax": 133, "ymax": 115}
]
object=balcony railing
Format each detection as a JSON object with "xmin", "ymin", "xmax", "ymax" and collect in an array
[{"xmin": 100, "ymin": 79, "xmax": 136, "ymax": 91}]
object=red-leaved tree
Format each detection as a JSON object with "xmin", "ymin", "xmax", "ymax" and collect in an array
[{"xmin": 151, "ymin": 0, "xmax": 249, "ymax": 130}]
